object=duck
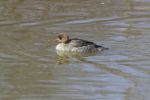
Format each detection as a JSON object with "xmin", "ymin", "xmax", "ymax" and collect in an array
[{"xmin": 55, "ymin": 33, "xmax": 108, "ymax": 53}]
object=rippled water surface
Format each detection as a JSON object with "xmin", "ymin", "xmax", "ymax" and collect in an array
[{"xmin": 0, "ymin": 0, "xmax": 150, "ymax": 100}]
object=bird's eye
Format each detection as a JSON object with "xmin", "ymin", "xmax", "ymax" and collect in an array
[{"xmin": 58, "ymin": 36, "xmax": 62, "ymax": 40}]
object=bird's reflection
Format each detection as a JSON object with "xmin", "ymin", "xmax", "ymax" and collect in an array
[
  {"xmin": 57, "ymin": 55, "xmax": 69, "ymax": 64},
  {"xmin": 56, "ymin": 50, "xmax": 98, "ymax": 64}
]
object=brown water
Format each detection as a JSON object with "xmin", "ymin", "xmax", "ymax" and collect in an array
[{"xmin": 0, "ymin": 0, "xmax": 150, "ymax": 100}]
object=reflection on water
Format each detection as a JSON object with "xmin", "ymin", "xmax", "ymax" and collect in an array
[{"xmin": 0, "ymin": 0, "xmax": 150, "ymax": 100}]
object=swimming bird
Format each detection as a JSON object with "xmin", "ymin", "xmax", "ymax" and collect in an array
[{"xmin": 55, "ymin": 33, "xmax": 108, "ymax": 53}]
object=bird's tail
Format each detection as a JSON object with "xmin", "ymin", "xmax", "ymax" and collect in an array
[{"xmin": 96, "ymin": 45, "xmax": 109, "ymax": 51}]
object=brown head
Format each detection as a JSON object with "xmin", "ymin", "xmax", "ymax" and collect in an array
[{"xmin": 55, "ymin": 33, "xmax": 70, "ymax": 44}]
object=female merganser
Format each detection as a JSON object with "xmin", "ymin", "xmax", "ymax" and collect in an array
[{"xmin": 55, "ymin": 33, "xmax": 108, "ymax": 53}]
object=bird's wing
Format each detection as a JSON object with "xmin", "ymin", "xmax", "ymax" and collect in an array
[{"xmin": 69, "ymin": 38, "xmax": 95, "ymax": 47}]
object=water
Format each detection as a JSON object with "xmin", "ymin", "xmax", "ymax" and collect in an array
[{"xmin": 0, "ymin": 0, "xmax": 150, "ymax": 100}]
